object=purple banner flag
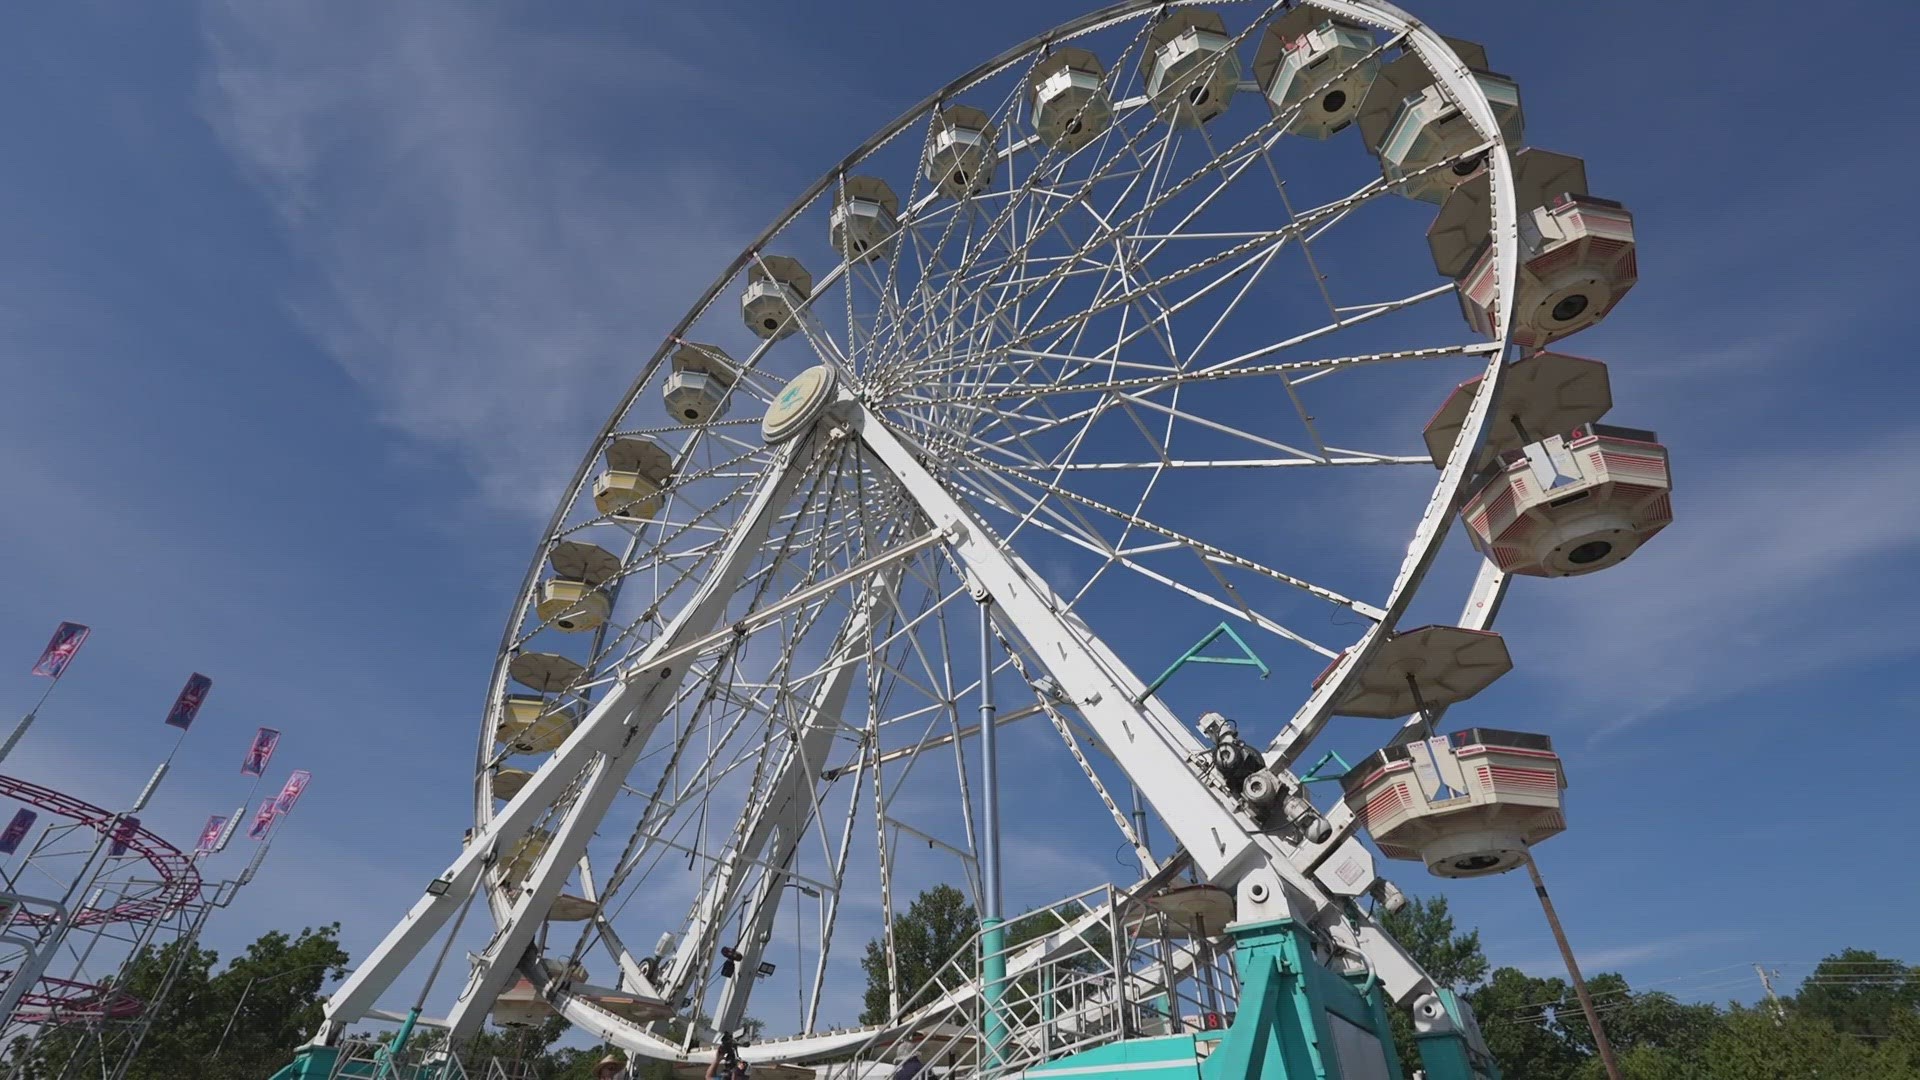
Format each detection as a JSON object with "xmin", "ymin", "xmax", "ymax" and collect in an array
[
  {"xmin": 274, "ymin": 769, "xmax": 312, "ymax": 814},
  {"xmin": 241, "ymin": 728, "xmax": 280, "ymax": 777},
  {"xmin": 165, "ymin": 673, "xmax": 213, "ymax": 730},
  {"xmin": 0, "ymin": 809, "xmax": 37, "ymax": 854},
  {"xmin": 31, "ymin": 622, "xmax": 90, "ymax": 679},
  {"xmin": 247, "ymin": 800, "xmax": 277, "ymax": 840},
  {"xmin": 196, "ymin": 815, "xmax": 227, "ymax": 853},
  {"xmin": 109, "ymin": 815, "xmax": 140, "ymax": 857}
]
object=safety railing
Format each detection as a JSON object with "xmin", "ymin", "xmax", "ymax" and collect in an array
[{"xmin": 816, "ymin": 880, "xmax": 1240, "ymax": 1080}]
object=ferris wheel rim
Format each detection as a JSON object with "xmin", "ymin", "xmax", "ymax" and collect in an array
[{"xmin": 465, "ymin": 0, "xmax": 1525, "ymax": 1060}]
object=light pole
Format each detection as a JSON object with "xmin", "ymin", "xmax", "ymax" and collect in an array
[
  {"xmin": 784, "ymin": 879, "xmax": 818, "ymax": 1026},
  {"xmin": 1526, "ymin": 854, "xmax": 1621, "ymax": 1080},
  {"xmin": 211, "ymin": 962, "xmax": 336, "ymax": 1060}
]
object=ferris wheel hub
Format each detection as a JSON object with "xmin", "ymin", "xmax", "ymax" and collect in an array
[{"xmin": 761, "ymin": 365, "xmax": 837, "ymax": 444}]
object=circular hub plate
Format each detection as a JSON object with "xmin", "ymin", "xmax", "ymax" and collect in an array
[{"xmin": 761, "ymin": 365, "xmax": 836, "ymax": 443}]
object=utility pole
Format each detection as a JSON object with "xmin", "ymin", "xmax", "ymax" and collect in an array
[
  {"xmin": 1525, "ymin": 854, "xmax": 1621, "ymax": 1080},
  {"xmin": 1755, "ymin": 964, "xmax": 1785, "ymax": 1025}
]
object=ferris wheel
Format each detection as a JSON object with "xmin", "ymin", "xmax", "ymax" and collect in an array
[{"xmin": 299, "ymin": 1, "xmax": 1672, "ymax": 1075}]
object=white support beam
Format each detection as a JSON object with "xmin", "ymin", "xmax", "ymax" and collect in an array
[
  {"xmin": 435, "ymin": 435, "xmax": 820, "ymax": 1041},
  {"xmin": 663, "ymin": 559, "xmax": 908, "ymax": 1023},
  {"xmin": 314, "ymin": 676, "xmax": 642, "ymax": 1040},
  {"xmin": 849, "ymin": 402, "xmax": 1284, "ymax": 893}
]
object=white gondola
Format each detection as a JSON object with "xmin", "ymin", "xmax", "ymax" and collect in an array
[
  {"xmin": 478, "ymin": 957, "xmax": 587, "ymax": 1022},
  {"xmin": 491, "ymin": 976, "xmax": 551, "ymax": 1027},
  {"xmin": 1028, "ymin": 48, "xmax": 1112, "ymax": 152},
  {"xmin": 1459, "ymin": 193, "xmax": 1638, "ymax": 349},
  {"xmin": 547, "ymin": 894, "xmax": 600, "ymax": 922},
  {"xmin": 1428, "ymin": 148, "xmax": 1587, "ymax": 280},
  {"xmin": 1144, "ymin": 10, "xmax": 1240, "ymax": 127},
  {"xmin": 1313, "ymin": 625, "xmax": 1513, "ymax": 719},
  {"xmin": 1343, "ymin": 727, "xmax": 1566, "ymax": 878},
  {"xmin": 663, "ymin": 341, "xmax": 739, "ymax": 425},
  {"xmin": 742, "ymin": 255, "xmax": 813, "ymax": 342},
  {"xmin": 496, "ymin": 695, "xmax": 578, "ymax": 754},
  {"xmin": 499, "ymin": 829, "xmax": 553, "ymax": 886},
  {"xmin": 1357, "ymin": 38, "xmax": 1522, "ymax": 203},
  {"xmin": 490, "ymin": 766, "xmax": 532, "ymax": 801},
  {"xmin": 925, "ymin": 105, "xmax": 995, "ymax": 199},
  {"xmin": 507, "ymin": 651, "xmax": 583, "ymax": 694},
  {"xmin": 539, "ymin": 958, "xmax": 590, "ymax": 987},
  {"xmin": 536, "ymin": 540, "xmax": 619, "ymax": 633},
  {"xmin": 1459, "ymin": 422, "xmax": 1673, "ymax": 577},
  {"xmin": 593, "ymin": 435, "xmax": 674, "ymax": 521},
  {"xmin": 830, "ymin": 176, "xmax": 901, "ymax": 262},
  {"xmin": 1422, "ymin": 349, "xmax": 1613, "ymax": 473},
  {"xmin": 1253, "ymin": 9, "xmax": 1378, "ymax": 139}
]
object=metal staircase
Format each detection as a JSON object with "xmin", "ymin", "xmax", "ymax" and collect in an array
[{"xmin": 816, "ymin": 882, "xmax": 1240, "ymax": 1079}]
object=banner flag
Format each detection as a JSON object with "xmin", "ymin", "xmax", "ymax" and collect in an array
[
  {"xmin": 274, "ymin": 769, "xmax": 312, "ymax": 814},
  {"xmin": 165, "ymin": 673, "xmax": 213, "ymax": 730},
  {"xmin": 0, "ymin": 809, "xmax": 37, "ymax": 854},
  {"xmin": 241, "ymin": 728, "xmax": 280, "ymax": 777},
  {"xmin": 196, "ymin": 815, "xmax": 227, "ymax": 853},
  {"xmin": 31, "ymin": 622, "xmax": 90, "ymax": 678},
  {"xmin": 247, "ymin": 800, "xmax": 277, "ymax": 840}
]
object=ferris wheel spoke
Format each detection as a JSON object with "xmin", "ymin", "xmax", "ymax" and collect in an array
[
  {"xmin": 944, "ymin": 439, "xmax": 1387, "ymax": 621},
  {"xmin": 657, "ymin": 566, "xmax": 896, "ymax": 1011},
  {"xmin": 1197, "ymin": 280, "xmax": 1468, "ymax": 377},
  {"xmin": 928, "ymin": 343, "xmax": 1491, "ymax": 407},
  {"xmin": 938, "ymin": 465, "xmax": 1338, "ymax": 657}
]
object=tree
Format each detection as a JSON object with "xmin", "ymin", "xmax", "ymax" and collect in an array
[
  {"xmin": 1467, "ymin": 967, "xmax": 1582, "ymax": 1080},
  {"xmin": 5, "ymin": 924, "xmax": 349, "ymax": 1080},
  {"xmin": 1382, "ymin": 894, "xmax": 1489, "ymax": 991},
  {"xmin": 195, "ymin": 924, "xmax": 352, "ymax": 1080},
  {"xmin": 860, "ymin": 884, "xmax": 979, "ymax": 1024},
  {"xmin": 1378, "ymin": 894, "xmax": 1492, "ymax": 1077},
  {"xmin": 1695, "ymin": 1005, "xmax": 1875, "ymax": 1079},
  {"xmin": 1790, "ymin": 948, "xmax": 1920, "ymax": 1043}
]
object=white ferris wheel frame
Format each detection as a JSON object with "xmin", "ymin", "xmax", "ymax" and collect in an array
[{"xmin": 308, "ymin": 0, "xmax": 1525, "ymax": 1063}]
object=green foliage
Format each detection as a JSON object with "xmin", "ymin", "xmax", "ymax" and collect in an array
[
  {"xmin": 1789, "ymin": 948, "xmax": 1920, "ymax": 1043},
  {"xmin": 860, "ymin": 883, "xmax": 979, "ymax": 1024},
  {"xmin": 1465, "ymin": 966, "xmax": 1581, "ymax": 1080},
  {"xmin": 1383, "ymin": 894, "xmax": 1488, "ymax": 991},
  {"xmin": 1697, "ymin": 1005, "xmax": 1874, "ymax": 1078},
  {"xmin": 1368, "ymin": 894, "xmax": 1920, "ymax": 1080},
  {"xmin": 5, "ymin": 924, "xmax": 349, "ymax": 1080},
  {"xmin": 1378, "ymin": 893, "xmax": 1496, "ymax": 1078}
]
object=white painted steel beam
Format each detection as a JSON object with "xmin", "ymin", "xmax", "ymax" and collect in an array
[
  {"xmin": 664, "ymin": 560, "xmax": 908, "ymax": 1027},
  {"xmin": 849, "ymin": 401, "xmax": 1282, "ymax": 892},
  {"xmin": 438, "ymin": 435, "xmax": 824, "ymax": 1040},
  {"xmin": 313, "ymin": 437, "xmax": 818, "ymax": 1043}
]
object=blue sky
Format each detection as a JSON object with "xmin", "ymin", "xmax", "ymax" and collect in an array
[{"xmin": 4, "ymin": 0, "xmax": 1919, "ymax": 1043}]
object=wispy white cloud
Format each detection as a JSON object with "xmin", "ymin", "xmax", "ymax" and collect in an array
[
  {"xmin": 1502, "ymin": 423, "xmax": 1920, "ymax": 737},
  {"xmin": 1504, "ymin": 927, "xmax": 1752, "ymax": 981},
  {"xmin": 196, "ymin": 0, "xmax": 760, "ymax": 516}
]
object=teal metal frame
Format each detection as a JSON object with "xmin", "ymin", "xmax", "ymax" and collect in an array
[
  {"xmin": 1024, "ymin": 918, "xmax": 1498, "ymax": 1079},
  {"xmin": 1142, "ymin": 623, "xmax": 1271, "ymax": 699}
]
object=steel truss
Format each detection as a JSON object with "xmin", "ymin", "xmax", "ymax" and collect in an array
[{"xmin": 307, "ymin": 0, "xmax": 1533, "ymax": 1072}]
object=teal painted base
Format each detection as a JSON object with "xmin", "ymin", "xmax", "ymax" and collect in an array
[
  {"xmin": 269, "ymin": 1045, "xmax": 454, "ymax": 1080},
  {"xmin": 983, "ymin": 915, "xmax": 1009, "ymax": 1069},
  {"xmin": 1027, "ymin": 919, "xmax": 1497, "ymax": 1080},
  {"xmin": 268, "ymin": 1047, "xmax": 338, "ymax": 1080},
  {"xmin": 1414, "ymin": 990, "xmax": 1501, "ymax": 1080}
]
